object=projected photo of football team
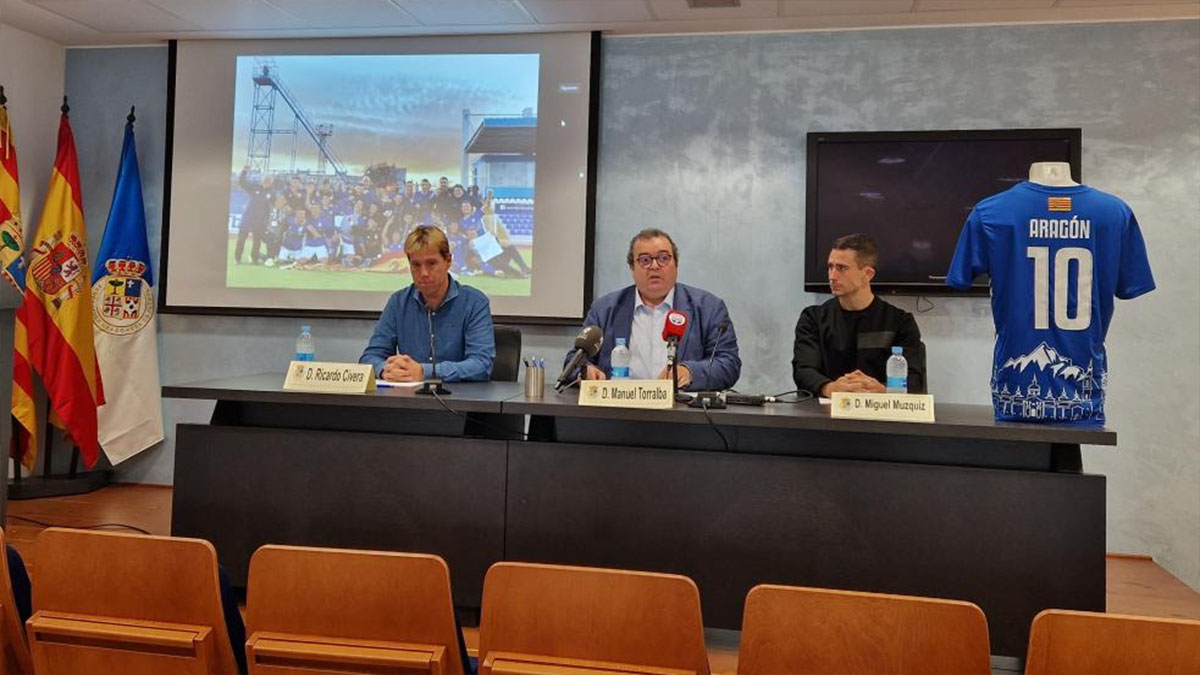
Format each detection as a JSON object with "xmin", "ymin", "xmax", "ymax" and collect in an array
[{"xmin": 226, "ymin": 53, "xmax": 539, "ymax": 296}]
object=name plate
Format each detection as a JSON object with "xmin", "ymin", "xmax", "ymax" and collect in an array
[
  {"xmin": 283, "ymin": 361, "xmax": 377, "ymax": 393},
  {"xmin": 578, "ymin": 379, "xmax": 674, "ymax": 409},
  {"xmin": 830, "ymin": 392, "xmax": 936, "ymax": 423}
]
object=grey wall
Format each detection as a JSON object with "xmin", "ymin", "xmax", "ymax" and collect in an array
[{"xmin": 56, "ymin": 20, "xmax": 1200, "ymax": 590}]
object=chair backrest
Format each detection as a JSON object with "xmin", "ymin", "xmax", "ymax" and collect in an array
[
  {"xmin": 1025, "ymin": 609, "xmax": 1200, "ymax": 675},
  {"xmin": 245, "ymin": 545, "xmax": 465, "ymax": 675},
  {"xmin": 27, "ymin": 527, "xmax": 237, "ymax": 675},
  {"xmin": 0, "ymin": 529, "xmax": 33, "ymax": 675},
  {"xmin": 478, "ymin": 562, "xmax": 709, "ymax": 675},
  {"xmin": 491, "ymin": 324, "xmax": 522, "ymax": 382},
  {"xmin": 737, "ymin": 584, "xmax": 991, "ymax": 675}
]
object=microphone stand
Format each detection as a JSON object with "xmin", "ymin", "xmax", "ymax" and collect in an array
[
  {"xmin": 416, "ymin": 307, "xmax": 450, "ymax": 395},
  {"xmin": 666, "ymin": 337, "xmax": 679, "ymax": 401}
]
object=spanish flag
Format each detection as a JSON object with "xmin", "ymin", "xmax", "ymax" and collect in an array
[
  {"xmin": 0, "ymin": 99, "xmax": 38, "ymax": 470},
  {"xmin": 24, "ymin": 113, "xmax": 104, "ymax": 468}
]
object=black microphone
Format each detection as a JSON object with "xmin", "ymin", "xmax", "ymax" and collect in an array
[
  {"xmin": 416, "ymin": 307, "xmax": 451, "ymax": 395},
  {"xmin": 705, "ymin": 321, "xmax": 730, "ymax": 381},
  {"xmin": 555, "ymin": 325, "xmax": 603, "ymax": 392}
]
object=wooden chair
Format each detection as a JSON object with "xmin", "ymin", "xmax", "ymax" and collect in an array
[
  {"xmin": 1025, "ymin": 609, "xmax": 1200, "ymax": 675},
  {"xmin": 477, "ymin": 562, "xmax": 710, "ymax": 675},
  {"xmin": 26, "ymin": 528, "xmax": 237, "ymax": 675},
  {"xmin": 244, "ymin": 545, "xmax": 465, "ymax": 675},
  {"xmin": 0, "ymin": 528, "xmax": 33, "ymax": 675},
  {"xmin": 737, "ymin": 584, "xmax": 990, "ymax": 675}
]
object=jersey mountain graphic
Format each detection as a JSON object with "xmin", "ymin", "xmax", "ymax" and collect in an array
[{"xmin": 1000, "ymin": 342, "xmax": 1086, "ymax": 381}]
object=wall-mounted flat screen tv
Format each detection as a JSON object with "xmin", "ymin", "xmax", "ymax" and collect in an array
[{"xmin": 805, "ymin": 128, "xmax": 1082, "ymax": 295}]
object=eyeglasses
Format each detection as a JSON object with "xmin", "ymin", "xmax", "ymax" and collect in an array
[{"xmin": 635, "ymin": 252, "xmax": 674, "ymax": 268}]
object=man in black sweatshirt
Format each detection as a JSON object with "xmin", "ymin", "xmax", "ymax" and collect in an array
[{"xmin": 793, "ymin": 233, "xmax": 927, "ymax": 397}]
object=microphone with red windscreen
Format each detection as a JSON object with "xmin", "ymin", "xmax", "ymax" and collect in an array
[{"xmin": 661, "ymin": 309, "xmax": 689, "ymax": 345}]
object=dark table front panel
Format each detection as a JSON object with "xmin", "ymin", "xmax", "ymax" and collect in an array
[
  {"xmin": 504, "ymin": 440, "xmax": 1105, "ymax": 657},
  {"xmin": 172, "ymin": 424, "xmax": 506, "ymax": 609}
]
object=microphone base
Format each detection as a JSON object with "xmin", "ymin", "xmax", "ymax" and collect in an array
[
  {"xmin": 687, "ymin": 391, "xmax": 727, "ymax": 409},
  {"xmin": 415, "ymin": 379, "xmax": 451, "ymax": 396}
]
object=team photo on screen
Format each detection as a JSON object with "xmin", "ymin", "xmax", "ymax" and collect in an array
[{"xmin": 226, "ymin": 53, "xmax": 540, "ymax": 296}]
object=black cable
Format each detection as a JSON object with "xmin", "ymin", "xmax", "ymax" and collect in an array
[
  {"xmin": 768, "ymin": 388, "xmax": 815, "ymax": 404},
  {"xmin": 7, "ymin": 514, "xmax": 151, "ymax": 535},
  {"xmin": 915, "ymin": 295, "xmax": 936, "ymax": 313},
  {"xmin": 700, "ymin": 399, "xmax": 730, "ymax": 452},
  {"xmin": 429, "ymin": 388, "xmax": 528, "ymax": 440}
]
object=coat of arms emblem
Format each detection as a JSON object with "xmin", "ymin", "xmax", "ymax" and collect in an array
[
  {"xmin": 92, "ymin": 257, "xmax": 154, "ymax": 336},
  {"xmin": 30, "ymin": 234, "xmax": 87, "ymax": 309}
]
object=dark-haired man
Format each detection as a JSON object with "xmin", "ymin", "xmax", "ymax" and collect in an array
[
  {"xmin": 569, "ymin": 228, "xmax": 740, "ymax": 391},
  {"xmin": 793, "ymin": 233, "xmax": 927, "ymax": 396}
]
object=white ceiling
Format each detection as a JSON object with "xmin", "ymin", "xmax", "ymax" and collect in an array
[{"xmin": 0, "ymin": 0, "xmax": 1195, "ymax": 46}]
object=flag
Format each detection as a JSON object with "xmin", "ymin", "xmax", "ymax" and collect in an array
[
  {"xmin": 91, "ymin": 118, "xmax": 162, "ymax": 464},
  {"xmin": 24, "ymin": 113, "xmax": 103, "ymax": 468},
  {"xmin": 1, "ymin": 99, "xmax": 38, "ymax": 470}
]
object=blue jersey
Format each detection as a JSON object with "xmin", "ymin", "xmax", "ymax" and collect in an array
[{"xmin": 947, "ymin": 182, "xmax": 1154, "ymax": 426}]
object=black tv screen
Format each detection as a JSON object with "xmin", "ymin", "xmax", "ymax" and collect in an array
[{"xmin": 805, "ymin": 129, "xmax": 1082, "ymax": 295}]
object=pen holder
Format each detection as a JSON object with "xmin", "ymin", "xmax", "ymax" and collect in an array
[{"xmin": 524, "ymin": 365, "xmax": 545, "ymax": 398}]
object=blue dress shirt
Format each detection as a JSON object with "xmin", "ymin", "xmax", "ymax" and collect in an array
[{"xmin": 360, "ymin": 277, "xmax": 495, "ymax": 382}]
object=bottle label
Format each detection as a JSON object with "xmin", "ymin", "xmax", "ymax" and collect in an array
[
  {"xmin": 611, "ymin": 366, "xmax": 630, "ymax": 379},
  {"xmin": 296, "ymin": 352, "xmax": 315, "ymax": 362},
  {"xmin": 886, "ymin": 376, "xmax": 907, "ymax": 393}
]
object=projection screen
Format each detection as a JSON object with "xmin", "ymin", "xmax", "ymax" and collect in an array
[{"xmin": 163, "ymin": 32, "xmax": 595, "ymax": 320}]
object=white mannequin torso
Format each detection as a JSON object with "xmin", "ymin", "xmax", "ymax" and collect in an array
[{"xmin": 1028, "ymin": 162, "xmax": 1079, "ymax": 187}]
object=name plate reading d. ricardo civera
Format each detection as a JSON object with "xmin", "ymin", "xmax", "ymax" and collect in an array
[
  {"xmin": 283, "ymin": 361, "xmax": 377, "ymax": 393},
  {"xmin": 830, "ymin": 392, "xmax": 936, "ymax": 423},
  {"xmin": 578, "ymin": 379, "xmax": 674, "ymax": 409}
]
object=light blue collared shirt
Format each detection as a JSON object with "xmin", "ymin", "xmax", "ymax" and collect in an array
[{"xmin": 629, "ymin": 288, "xmax": 674, "ymax": 380}]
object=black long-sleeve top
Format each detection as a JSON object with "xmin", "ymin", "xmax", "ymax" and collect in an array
[{"xmin": 792, "ymin": 296, "xmax": 927, "ymax": 395}]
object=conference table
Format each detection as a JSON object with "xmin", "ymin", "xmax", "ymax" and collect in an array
[{"xmin": 164, "ymin": 373, "xmax": 1114, "ymax": 657}]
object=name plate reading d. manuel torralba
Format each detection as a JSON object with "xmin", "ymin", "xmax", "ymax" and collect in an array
[
  {"xmin": 830, "ymin": 392, "xmax": 936, "ymax": 423},
  {"xmin": 283, "ymin": 361, "xmax": 377, "ymax": 393},
  {"xmin": 578, "ymin": 379, "xmax": 674, "ymax": 410}
]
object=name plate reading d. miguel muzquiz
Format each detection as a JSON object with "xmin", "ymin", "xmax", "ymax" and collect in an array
[
  {"xmin": 578, "ymin": 379, "xmax": 674, "ymax": 409},
  {"xmin": 830, "ymin": 392, "xmax": 936, "ymax": 423},
  {"xmin": 283, "ymin": 361, "xmax": 377, "ymax": 393}
]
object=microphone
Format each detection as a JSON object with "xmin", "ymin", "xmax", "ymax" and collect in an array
[
  {"xmin": 705, "ymin": 321, "xmax": 730, "ymax": 380},
  {"xmin": 683, "ymin": 320, "xmax": 730, "ymax": 406},
  {"xmin": 416, "ymin": 307, "xmax": 451, "ymax": 396},
  {"xmin": 555, "ymin": 325, "xmax": 604, "ymax": 392},
  {"xmin": 661, "ymin": 310, "xmax": 689, "ymax": 397},
  {"xmin": 661, "ymin": 309, "xmax": 689, "ymax": 345}
]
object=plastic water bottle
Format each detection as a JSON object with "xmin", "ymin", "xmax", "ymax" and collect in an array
[
  {"xmin": 610, "ymin": 338, "xmax": 631, "ymax": 379},
  {"xmin": 295, "ymin": 324, "xmax": 315, "ymax": 362},
  {"xmin": 886, "ymin": 346, "xmax": 908, "ymax": 394}
]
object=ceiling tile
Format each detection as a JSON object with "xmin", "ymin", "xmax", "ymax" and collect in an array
[
  {"xmin": 520, "ymin": 0, "xmax": 653, "ymax": 24},
  {"xmin": 780, "ymin": 0, "xmax": 914, "ymax": 17},
  {"xmin": 265, "ymin": 0, "xmax": 419, "ymax": 27},
  {"xmin": 392, "ymin": 0, "xmax": 534, "ymax": 25},
  {"xmin": 0, "ymin": 0, "xmax": 104, "ymax": 43},
  {"xmin": 919, "ymin": 0, "xmax": 1055, "ymax": 10},
  {"xmin": 29, "ymin": 0, "xmax": 202, "ymax": 32},
  {"xmin": 647, "ymin": 0, "xmax": 779, "ymax": 20},
  {"xmin": 144, "ymin": 0, "xmax": 306, "ymax": 30}
]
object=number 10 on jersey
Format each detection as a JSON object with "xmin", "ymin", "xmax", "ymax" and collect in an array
[{"xmin": 1027, "ymin": 246, "xmax": 1093, "ymax": 331}]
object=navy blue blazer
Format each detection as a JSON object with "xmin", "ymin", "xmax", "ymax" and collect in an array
[{"xmin": 571, "ymin": 283, "xmax": 741, "ymax": 391}]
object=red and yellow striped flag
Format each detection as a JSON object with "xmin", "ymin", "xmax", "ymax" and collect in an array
[
  {"xmin": 24, "ymin": 113, "xmax": 104, "ymax": 468},
  {"xmin": 0, "ymin": 100, "xmax": 38, "ymax": 469}
]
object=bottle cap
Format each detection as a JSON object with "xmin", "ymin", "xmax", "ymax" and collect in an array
[
  {"xmin": 891, "ymin": 346, "xmax": 902, "ymax": 354},
  {"xmin": 302, "ymin": 324, "xmax": 312, "ymax": 332},
  {"xmin": 615, "ymin": 338, "xmax": 626, "ymax": 346}
]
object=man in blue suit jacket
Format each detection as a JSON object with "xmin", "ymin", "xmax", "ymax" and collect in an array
[{"xmin": 571, "ymin": 228, "xmax": 740, "ymax": 391}]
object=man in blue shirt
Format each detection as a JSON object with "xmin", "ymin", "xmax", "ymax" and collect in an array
[
  {"xmin": 570, "ymin": 228, "xmax": 740, "ymax": 391},
  {"xmin": 360, "ymin": 225, "xmax": 495, "ymax": 382}
]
